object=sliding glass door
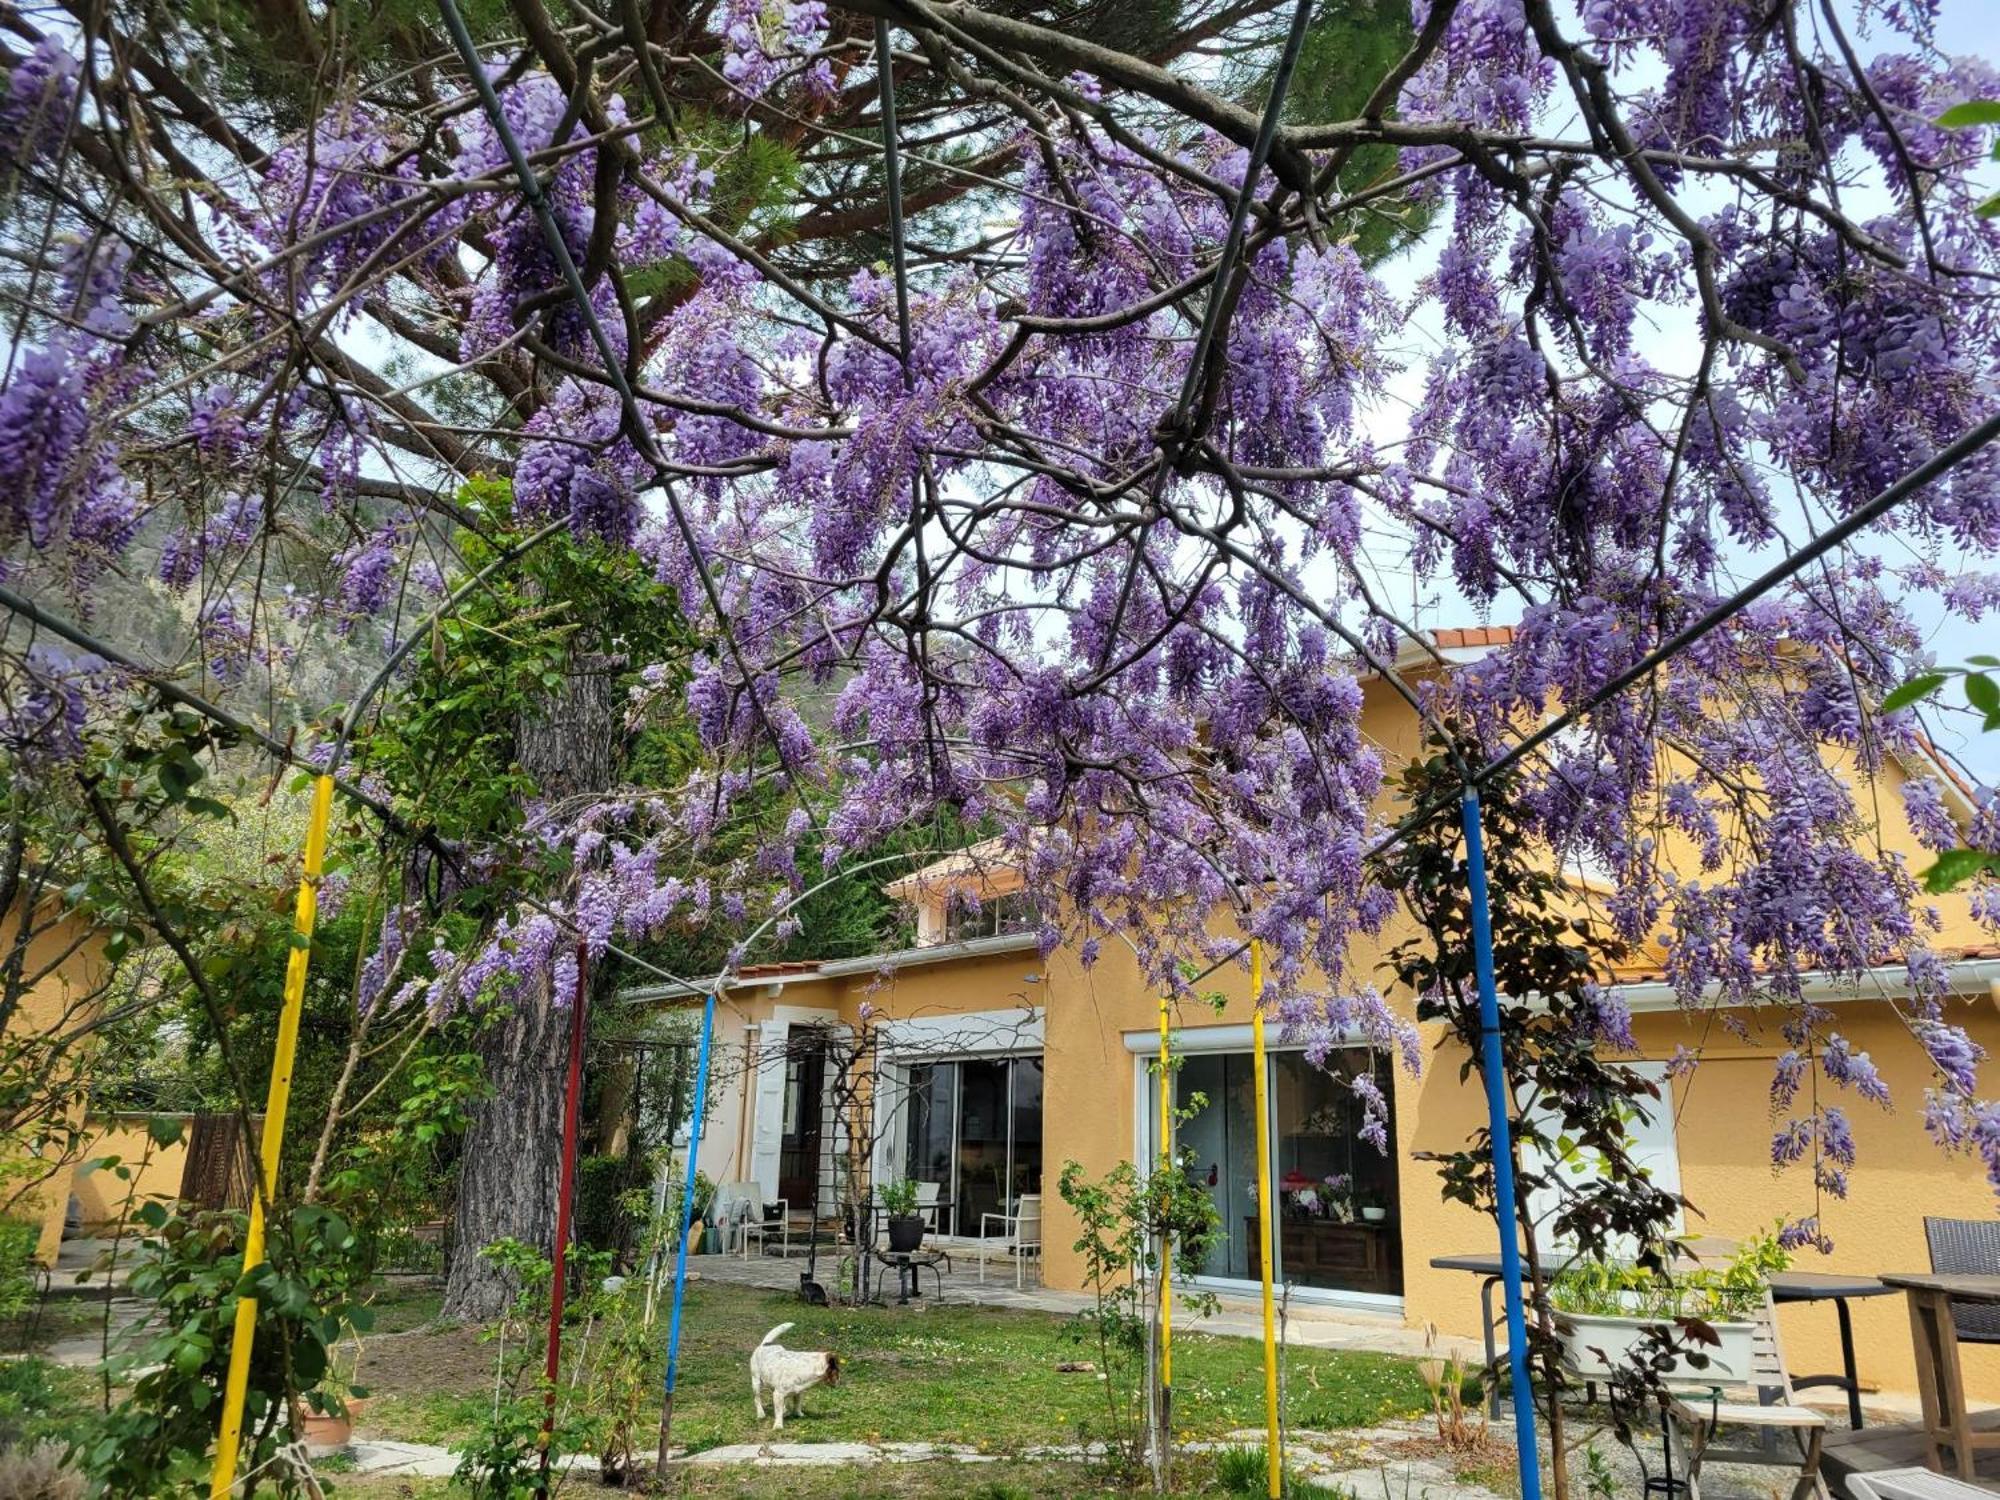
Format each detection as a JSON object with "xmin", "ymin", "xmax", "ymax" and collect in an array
[
  {"xmin": 1163, "ymin": 1046, "xmax": 1403, "ymax": 1301},
  {"xmin": 900, "ymin": 1055, "xmax": 1044, "ymax": 1236}
]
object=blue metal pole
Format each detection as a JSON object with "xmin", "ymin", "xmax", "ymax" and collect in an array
[
  {"xmin": 1462, "ymin": 787, "xmax": 1544, "ymax": 1500},
  {"xmin": 655, "ymin": 991, "xmax": 716, "ymax": 1478}
]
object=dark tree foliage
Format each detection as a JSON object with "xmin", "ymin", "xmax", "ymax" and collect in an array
[{"xmin": 1381, "ymin": 734, "xmax": 1686, "ymax": 1467}]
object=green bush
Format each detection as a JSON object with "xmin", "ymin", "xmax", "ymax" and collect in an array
[
  {"xmin": 574, "ymin": 1154, "xmax": 635, "ymax": 1253},
  {"xmin": 1213, "ymin": 1446, "xmax": 1321, "ymax": 1499},
  {"xmin": 0, "ymin": 1216, "xmax": 41, "ymax": 1325},
  {"xmin": 0, "ymin": 1359, "xmax": 92, "ymax": 1450}
]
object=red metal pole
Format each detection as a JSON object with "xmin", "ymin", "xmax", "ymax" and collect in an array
[{"xmin": 540, "ymin": 942, "xmax": 591, "ymax": 1478}]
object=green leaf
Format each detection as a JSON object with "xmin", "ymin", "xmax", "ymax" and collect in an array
[
  {"xmin": 1881, "ymin": 672, "xmax": 1948, "ymax": 712},
  {"xmin": 1967, "ymin": 673, "xmax": 2000, "ymax": 716},
  {"xmin": 147, "ymin": 1115, "xmax": 185, "ymax": 1147},
  {"xmin": 1969, "ymin": 655, "xmax": 2000, "ymax": 668},
  {"xmin": 1979, "ymin": 194, "xmax": 2000, "ymax": 220},
  {"xmin": 1937, "ymin": 101, "xmax": 2000, "ymax": 126},
  {"xmin": 1923, "ymin": 847, "xmax": 2000, "ymax": 894},
  {"xmin": 157, "ymin": 758, "xmax": 190, "ymax": 799}
]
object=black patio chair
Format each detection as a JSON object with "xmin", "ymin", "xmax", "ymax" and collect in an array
[{"xmin": 1924, "ymin": 1216, "xmax": 2000, "ymax": 1344}]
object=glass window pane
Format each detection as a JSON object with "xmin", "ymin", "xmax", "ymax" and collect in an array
[
  {"xmin": 902, "ymin": 1062, "xmax": 956, "ymax": 1202},
  {"xmin": 957, "ymin": 1059, "xmax": 1010, "ymax": 1235},
  {"xmin": 1175, "ymin": 1052, "xmax": 1259, "ymax": 1280},
  {"xmin": 1009, "ymin": 1057, "xmax": 1044, "ymax": 1204},
  {"xmin": 1271, "ymin": 1049, "xmax": 1402, "ymax": 1296}
]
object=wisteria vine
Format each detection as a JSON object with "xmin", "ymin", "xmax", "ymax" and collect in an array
[{"xmin": 3, "ymin": 0, "xmax": 2000, "ymax": 1225}]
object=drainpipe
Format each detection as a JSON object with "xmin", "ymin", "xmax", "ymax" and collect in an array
[{"xmin": 736, "ymin": 1022, "xmax": 762, "ymax": 1184}]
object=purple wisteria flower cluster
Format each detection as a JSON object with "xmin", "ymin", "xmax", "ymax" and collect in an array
[{"xmin": 6, "ymin": 0, "xmax": 2000, "ymax": 1219}]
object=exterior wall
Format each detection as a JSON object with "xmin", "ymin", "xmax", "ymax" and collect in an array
[
  {"xmin": 697, "ymin": 994, "xmax": 762, "ymax": 1190},
  {"xmin": 1640, "ymin": 998, "xmax": 2000, "ymax": 1402},
  {"xmin": 65, "ymin": 1114, "xmax": 192, "ymax": 1233},
  {"xmin": 688, "ymin": 671, "xmax": 2000, "ymax": 1404},
  {"xmin": 0, "ymin": 903, "xmax": 107, "ymax": 1264}
]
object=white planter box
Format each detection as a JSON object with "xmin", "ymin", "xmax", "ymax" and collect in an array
[{"xmin": 1557, "ymin": 1311, "xmax": 1757, "ymax": 1385}]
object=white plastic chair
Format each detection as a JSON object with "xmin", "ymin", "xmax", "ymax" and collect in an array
[
  {"xmin": 740, "ymin": 1191, "xmax": 791, "ymax": 1259},
  {"xmin": 708, "ymin": 1181, "xmax": 755, "ymax": 1256},
  {"xmin": 1848, "ymin": 1469, "xmax": 1993, "ymax": 1498},
  {"xmin": 977, "ymin": 1192, "xmax": 1041, "ymax": 1288}
]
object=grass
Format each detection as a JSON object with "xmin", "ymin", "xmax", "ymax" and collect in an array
[
  {"xmin": 362, "ymin": 1277, "xmax": 446, "ymax": 1334},
  {"xmin": 0, "ymin": 1355, "xmax": 102, "ymax": 1448},
  {"xmin": 663, "ymin": 1455, "xmax": 1307, "ymax": 1497},
  {"xmin": 1211, "ymin": 1445, "xmax": 1323, "ymax": 1498},
  {"xmin": 357, "ymin": 1282, "xmax": 1428, "ymax": 1460}
]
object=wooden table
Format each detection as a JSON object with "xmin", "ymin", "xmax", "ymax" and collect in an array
[{"xmin": 1880, "ymin": 1272, "xmax": 2000, "ymax": 1477}]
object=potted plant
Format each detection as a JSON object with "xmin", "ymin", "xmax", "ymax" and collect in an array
[
  {"xmin": 301, "ymin": 1336, "xmax": 367, "ymax": 1457},
  {"xmin": 879, "ymin": 1179, "xmax": 925, "ymax": 1253},
  {"xmin": 1550, "ymin": 1233, "xmax": 1787, "ymax": 1385},
  {"xmin": 300, "ymin": 1390, "xmax": 366, "ymax": 1457}
]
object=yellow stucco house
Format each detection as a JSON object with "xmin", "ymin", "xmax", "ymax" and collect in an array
[
  {"xmin": 637, "ymin": 628, "xmax": 2000, "ymax": 1406},
  {"xmin": 0, "ymin": 898, "xmax": 114, "ymax": 1263}
]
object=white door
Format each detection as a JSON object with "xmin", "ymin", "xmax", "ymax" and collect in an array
[{"xmin": 748, "ymin": 1020, "xmax": 789, "ymax": 1199}]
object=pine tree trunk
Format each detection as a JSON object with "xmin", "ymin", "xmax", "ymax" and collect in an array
[{"xmin": 442, "ymin": 650, "xmax": 622, "ymax": 1321}]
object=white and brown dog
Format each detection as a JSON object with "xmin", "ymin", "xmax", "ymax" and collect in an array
[{"xmin": 749, "ymin": 1322, "xmax": 840, "ymax": 1430}]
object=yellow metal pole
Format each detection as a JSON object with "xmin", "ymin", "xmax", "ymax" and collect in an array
[
  {"xmin": 210, "ymin": 772, "xmax": 335, "ymax": 1498},
  {"xmin": 1250, "ymin": 940, "xmax": 1281, "ymax": 1498},
  {"xmin": 1158, "ymin": 997, "xmax": 1172, "ymax": 1390}
]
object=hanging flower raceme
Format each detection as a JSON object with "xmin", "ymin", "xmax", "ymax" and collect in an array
[{"xmin": 0, "ymin": 36, "xmax": 78, "ymax": 171}]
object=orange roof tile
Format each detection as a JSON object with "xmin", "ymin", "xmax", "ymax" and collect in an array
[{"xmin": 1429, "ymin": 625, "xmax": 1517, "ymax": 650}]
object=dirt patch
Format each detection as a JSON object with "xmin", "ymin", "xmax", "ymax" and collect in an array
[
  {"xmin": 355, "ymin": 1323, "xmax": 491, "ymax": 1398},
  {"xmin": 1383, "ymin": 1430, "xmax": 1508, "ymax": 1465}
]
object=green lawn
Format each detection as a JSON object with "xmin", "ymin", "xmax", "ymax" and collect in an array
[
  {"xmin": 362, "ymin": 1277, "xmax": 445, "ymax": 1334},
  {"xmin": 358, "ymin": 1282, "xmax": 1428, "ymax": 1460},
  {"xmin": 0, "ymin": 1356, "xmax": 103, "ymax": 1448}
]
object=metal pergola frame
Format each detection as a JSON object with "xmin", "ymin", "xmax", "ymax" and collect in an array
[{"xmin": 165, "ymin": 4, "xmax": 2000, "ymax": 1493}]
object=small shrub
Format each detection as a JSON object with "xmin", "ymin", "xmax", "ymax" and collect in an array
[
  {"xmin": 877, "ymin": 1179, "xmax": 920, "ymax": 1218},
  {"xmin": 1416, "ymin": 1322, "xmax": 1489, "ymax": 1455},
  {"xmin": 1212, "ymin": 1445, "xmax": 1316, "ymax": 1498},
  {"xmin": 0, "ymin": 1219, "xmax": 41, "ymax": 1329},
  {"xmin": 1056, "ymin": 1153, "xmax": 1220, "ymax": 1473}
]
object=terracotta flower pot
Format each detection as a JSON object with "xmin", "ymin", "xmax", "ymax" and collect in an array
[{"xmin": 301, "ymin": 1398, "xmax": 365, "ymax": 1457}]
